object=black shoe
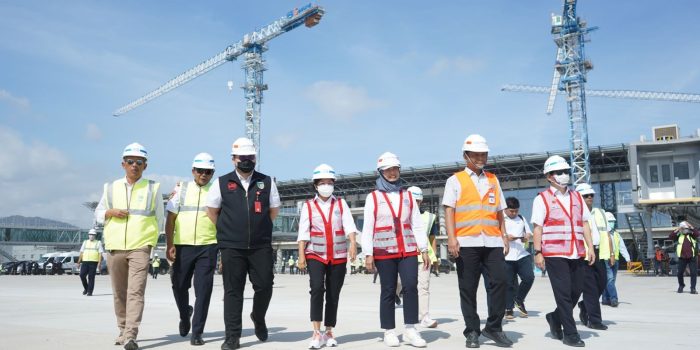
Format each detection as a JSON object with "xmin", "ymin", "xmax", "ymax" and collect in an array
[
  {"xmin": 505, "ymin": 309, "xmax": 514, "ymax": 320},
  {"xmin": 611, "ymin": 300, "xmax": 619, "ymax": 307},
  {"xmin": 546, "ymin": 312, "xmax": 563, "ymax": 340},
  {"xmin": 123, "ymin": 340, "xmax": 139, "ymax": 350},
  {"xmin": 179, "ymin": 318, "xmax": 191, "ymax": 337},
  {"xmin": 221, "ymin": 338, "xmax": 240, "ymax": 350},
  {"xmin": 481, "ymin": 328, "xmax": 513, "ymax": 347},
  {"xmin": 87, "ymin": 292, "xmax": 92, "ymax": 296},
  {"xmin": 678, "ymin": 286, "xmax": 684, "ymax": 293},
  {"xmin": 587, "ymin": 322, "xmax": 608, "ymax": 330},
  {"xmin": 513, "ymin": 299, "xmax": 528, "ymax": 317},
  {"xmin": 250, "ymin": 312, "xmax": 268, "ymax": 341},
  {"xmin": 191, "ymin": 334, "xmax": 204, "ymax": 346},
  {"xmin": 601, "ymin": 300, "xmax": 611, "ymax": 306},
  {"xmin": 562, "ymin": 334, "xmax": 585, "ymax": 347},
  {"xmin": 691, "ymin": 289, "xmax": 698, "ymax": 294},
  {"xmin": 82, "ymin": 289, "xmax": 87, "ymax": 295},
  {"xmin": 577, "ymin": 301, "xmax": 588, "ymax": 325},
  {"xmin": 465, "ymin": 331, "xmax": 480, "ymax": 348}
]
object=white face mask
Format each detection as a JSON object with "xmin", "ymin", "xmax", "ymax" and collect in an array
[
  {"xmin": 317, "ymin": 184, "xmax": 334, "ymax": 198},
  {"xmin": 553, "ymin": 173, "xmax": 570, "ymax": 186}
]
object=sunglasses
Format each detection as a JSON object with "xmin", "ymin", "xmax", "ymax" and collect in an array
[
  {"xmin": 194, "ymin": 168, "xmax": 214, "ymax": 175},
  {"xmin": 582, "ymin": 194, "xmax": 595, "ymax": 198},
  {"xmin": 238, "ymin": 155, "xmax": 255, "ymax": 161},
  {"xmin": 550, "ymin": 170, "xmax": 568, "ymax": 175},
  {"xmin": 125, "ymin": 159, "xmax": 145, "ymax": 166}
]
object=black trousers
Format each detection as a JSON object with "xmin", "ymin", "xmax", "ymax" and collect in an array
[
  {"xmin": 221, "ymin": 247, "xmax": 274, "ymax": 339},
  {"xmin": 580, "ymin": 248, "xmax": 606, "ymax": 324},
  {"xmin": 677, "ymin": 256, "xmax": 698, "ymax": 290},
  {"xmin": 375, "ymin": 256, "xmax": 419, "ymax": 329},
  {"xmin": 545, "ymin": 257, "xmax": 584, "ymax": 336},
  {"xmin": 171, "ymin": 244, "xmax": 218, "ymax": 335},
  {"xmin": 457, "ymin": 246, "xmax": 506, "ymax": 336},
  {"xmin": 307, "ymin": 259, "xmax": 346, "ymax": 327},
  {"xmin": 79, "ymin": 261, "xmax": 98, "ymax": 293}
]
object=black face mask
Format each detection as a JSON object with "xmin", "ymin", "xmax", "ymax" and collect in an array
[{"xmin": 237, "ymin": 159, "xmax": 256, "ymax": 173}]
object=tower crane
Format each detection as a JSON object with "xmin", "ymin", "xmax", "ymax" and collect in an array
[{"xmin": 113, "ymin": 3, "xmax": 325, "ymax": 163}]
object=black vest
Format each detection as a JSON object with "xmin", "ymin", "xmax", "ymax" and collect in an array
[{"xmin": 216, "ymin": 170, "xmax": 273, "ymax": 249}]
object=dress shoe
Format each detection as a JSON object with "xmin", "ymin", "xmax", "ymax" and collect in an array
[
  {"xmin": 562, "ymin": 334, "xmax": 585, "ymax": 347},
  {"xmin": 691, "ymin": 289, "xmax": 698, "ymax": 295},
  {"xmin": 481, "ymin": 328, "xmax": 513, "ymax": 347},
  {"xmin": 465, "ymin": 331, "xmax": 480, "ymax": 348},
  {"xmin": 577, "ymin": 301, "xmax": 588, "ymax": 324},
  {"xmin": 86, "ymin": 292, "xmax": 92, "ymax": 296},
  {"xmin": 546, "ymin": 312, "xmax": 563, "ymax": 340},
  {"xmin": 677, "ymin": 286, "xmax": 684, "ymax": 293},
  {"xmin": 191, "ymin": 334, "xmax": 204, "ymax": 346},
  {"xmin": 179, "ymin": 318, "xmax": 191, "ymax": 337},
  {"xmin": 250, "ymin": 312, "xmax": 268, "ymax": 341},
  {"xmin": 587, "ymin": 322, "xmax": 608, "ymax": 330},
  {"xmin": 221, "ymin": 338, "xmax": 240, "ymax": 350},
  {"xmin": 82, "ymin": 289, "xmax": 87, "ymax": 295},
  {"xmin": 123, "ymin": 339, "xmax": 139, "ymax": 350}
]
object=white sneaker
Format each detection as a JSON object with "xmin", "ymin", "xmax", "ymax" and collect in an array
[
  {"xmin": 308, "ymin": 331, "xmax": 324, "ymax": 349},
  {"xmin": 420, "ymin": 317, "xmax": 438, "ymax": 328},
  {"xmin": 324, "ymin": 330, "xmax": 338, "ymax": 347},
  {"xmin": 403, "ymin": 328, "xmax": 427, "ymax": 348},
  {"xmin": 384, "ymin": 330, "xmax": 400, "ymax": 347}
]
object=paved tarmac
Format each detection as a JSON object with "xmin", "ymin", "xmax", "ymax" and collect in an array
[{"xmin": 0, "ymin": 270, "xmax": 697, "ymax": 349}]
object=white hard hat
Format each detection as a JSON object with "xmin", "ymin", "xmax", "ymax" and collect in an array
[
  {"xmin": 312, "ymin": 164, "xmax": 336, "ymax": 180},
  {"xmin": 192, "ymin": 152, "xmax": 215, "ymax": 169},
  {"xmin": 231, "ymin": 137, "xmax": 256, "ymax": 156},
  {"xmin": 543, "ymin": 155, "xmax": 570, "ymax": 174},
  {"xmin": 154, "ymin": 253, "xmax": 158, "ymax": 257},
  {"xmin": 407, "ymin": 186, "xmax": 423, "ymax": 201},
  {"xmin": 122, "ymin": 142, "xmax": 148, "ymax": 159},
  {"xmin": 575, "ymin": 183, "xmax": 595, "ymax": 196},
  {"xmin": 462, "ymin": 134, "xmax": 489, "ymax": 153},
  {"xmin": 88, "ymin": 229, "xmax": 97, "ymax": 236},
  {"xmin": 679, "ymin": 221, "xmax": 690, "ymax": 229},
  {"xmin": 604, "ymin": 212, "xmax": 616, "ymax": 222},
  {"xmin": 377, "ymin": 152, "xmax": 400, "ymax": 170}
]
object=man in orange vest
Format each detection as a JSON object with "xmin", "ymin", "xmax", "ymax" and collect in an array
[{"xmin": 444, "ymin": 134, "xmax": 512, "ymax": 348}]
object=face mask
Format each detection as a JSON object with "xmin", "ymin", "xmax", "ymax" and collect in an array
[
  {"xmin": 465, "ymin": 153, "xmax": 485, "ymax": 170},
  {"xmin": 317, "ymin": 184, "xmax": 334, "ymax": 197},
  {"xmin": 553, "ymin": 173, "xmax": 570, "ymax": 186},
  {"xmin": 237, "ymin": 159, "xmax": 256, "ymax": 173},
  {"xmin": 608, "ymin": 221, "xmax": 616, "ymax": 230}
]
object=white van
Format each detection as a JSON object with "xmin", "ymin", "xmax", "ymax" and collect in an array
[
  {"xmin": 40, "ymin": 253, "xmax": 61, "ymax": 274},
  {"xmin": 58, "ymin": 251, "xmax": 80, "ymax": 274}
]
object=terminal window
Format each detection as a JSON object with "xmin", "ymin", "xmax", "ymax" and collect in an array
[
  {"xmin": 649, "ymin": 165, "xmax": 658, "ymax": 183},
  {"xmin": 661, "ymin": 164, "xmax": 671, "ymax": 182},
  {"xmin": 674, "ymin": 162, "xmax": 690, "ymax": 180}
]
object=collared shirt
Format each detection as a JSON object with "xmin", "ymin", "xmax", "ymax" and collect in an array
[
  {"xmin": 94, "ymin": 177, "xmax": 165, "ymax": 231},
  {"xmin": 297, "ymin": 195, "xmax": 358, "ymax": 241},
  {"xmin": 80, "ymin": 240, "xmax": 105, "ymax": 254},
  {"xmin": 442, "ymin": 167, "xmax": 507, "ymax": 248},
  {"xmin": 531, "ymin": 185, "xmax": 592, "ymax": 259},
  {"xmin": 205, "ymin": 171, "xmax": 281, "ymax": 209},
  {"xmin": 361, "ymin": 191, "xmax": 428, "ymax": 256},
  {"xmin": 504, "ymin": 214, "xmax": 532, "ymax": 261}
]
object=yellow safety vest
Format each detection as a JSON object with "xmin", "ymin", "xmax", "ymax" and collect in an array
[
  {"xmin": 174, "ymin": 181, "xmax": 217, "ymax": 245},
  {"xmin": 585, "ymin": 208, "xmax": 608, "ymax": 256},
  {"xmin": 418, "ymin": 211, "xmax": 438, "ymax": 264},
  {"xmin": 612, "ymin": 231, "xmax": 621, "ymax": 259},
  {"xmin": 82, "ymin": 240, "xmax": 101, "ymax": 262},
  {"xmin": 677, "ymin": 234, "xmax": 698, "ymax": 257},
  {"xmin": 152, "ymin": 258, "xmax": 160, "ymax": 268},
  {"xmin": 103, "ymin": 178, "xmax": 160, "ymax": 250}
]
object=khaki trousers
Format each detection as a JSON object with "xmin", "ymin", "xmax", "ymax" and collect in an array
[
  {"xmin": 107, "ymin": 246, "xmax": 150, "ymax": 341},
  {"xmin": 417, "ymin": 261, "xmax": 431, "ymax": 321}
]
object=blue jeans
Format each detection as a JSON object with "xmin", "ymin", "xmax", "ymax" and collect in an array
[
  {"xmin": 602, "ymin": 260, "xmax": 618, "ymax": 303},
  {"xmin": 504, "ymin": 255, "xmax": 535, "ymax": 309}
]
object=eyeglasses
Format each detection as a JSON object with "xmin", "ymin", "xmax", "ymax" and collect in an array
[
  {"xmin": 125, "ymin": 159, "xmax": 145, "ymax": 166},
  {"xmin": 550, "ymin": 170, "xmax": 567, "ymax": 175},
  {"xmin": 194, "ymin": 168, "xmax": 214, "ymax": 175},
  {"xmin": 582, "ymin": 194, "xmax": 595, "ymax": 198}
]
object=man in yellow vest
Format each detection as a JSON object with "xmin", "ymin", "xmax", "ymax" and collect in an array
[
  {"xmin": 151, "ymin": 254, "xmax": 161, "ymax": 279},
  {"xmin": 94, "ymin": 142, "xmax": 164, "ymax": 350},
  {"xmin": 601, "ymin": 212, "xmax": 630, "ymax": 307},
  {"xmin": 670, "ymin": 221, "xmax": 699, "ymax": 294},
  {"xmin": 165, "ymin": 153, "xmax": 218, "ymax": 346},
  {"xmin": 444, "ymin": 134, "xmax": 512, "ymax": 348},
  {"xmin": 77, "ymin": 228, "xmax": 104, "ymax": 296}
]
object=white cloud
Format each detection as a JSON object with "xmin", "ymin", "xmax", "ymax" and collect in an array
[
  {"xmin": 428, "ymin": 56, "xmax": 485, "ymax": 76},
  {"xmin": 305, "ymin": 81, "xmax": 386, "ymax": 121},
  {"xmin": 0, "ymin": 89, "xmax": 30, "ymax": 111},
  {"xmin": 85, "ymin": 123, "xmax": 102, "ymax": 141}
]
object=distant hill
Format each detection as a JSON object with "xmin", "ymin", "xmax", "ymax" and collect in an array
[{"xmin": 0, "ymin": 215, "xmax": 78, "ymax": 229}]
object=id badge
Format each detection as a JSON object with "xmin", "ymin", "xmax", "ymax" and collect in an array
[
  {"xmin": 488, "ymin": 192, "xmax": 496, "ymax": 204},
  {"xmin": 254, "ymin": 201, "xmax": 262, "ymax": 213}
]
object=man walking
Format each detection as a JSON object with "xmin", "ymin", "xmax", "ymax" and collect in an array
[
  {"xmin": 503, "ymin": 197, "xmax": 535, "ymax": 320},
  {"xmin": 670, "ymin": 221, "xmax": 698, "ymax": 294},
  {"xmin": 151, "ymin": 254, "xmax": 161, "ymax": 279},
  {"xmin": 601, "ymin": 212, "xmax": 630, "ymax": 307},
  {"xmin": 77, "ymin": 229, "xmax": 104, "ymax": 296}
]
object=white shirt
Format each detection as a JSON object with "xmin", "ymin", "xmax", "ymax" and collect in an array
[
  {"xmin": 361, "ymin": 191, "xmax": 427, "ymax": 257},
  {"xmin": 297, "ymin": 195, "xmax": 358, "ymax": 241},
  {"xmin": 531, "ymin": 186, "xmax": 591, "ymax": 259},
  {"xmin": 166, "ymin": 181, "xmax": 211, "ymax": 214},
  {"xmin": 586, "ymin": 208, "xmax": 606, "ymax": 246},
  {"xmin": 80, "ymin": 239, "xmax": 105, "ymax": 253},
  {"xmin": 94, "ymin": 177, "xmax": 165, "ymax": 231},
  {"xmin": 442, "ymin": 168, "xmax": 507, "ymax": 248},
  {"xmin": 205, "ymin": 171, "xmax": 281, "ymax": 209},
  {"xmin": 504, "ymin": 214, "xmax": 532, "ymax": 261}
]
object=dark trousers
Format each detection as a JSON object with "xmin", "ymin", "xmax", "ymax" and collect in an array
[
  {"xmin": 375, "ymin": 256, "xmax": 419, "ymax": 329},
  {"xmin": 545, "ymin": 257, "xmax": 584, "ymax": 336},
  {"xmin": 580, "ymin": 249, "xmax": 606, "ymax": 324},
  {"xmin": 171, "ymin": 244, "xmax": 218, "ymax": 335},
  {"xmin": 79, "ymin": 261, "xmax": 98, "ymax": 293},
  {"xmin": 221, "ymin": 247, "xmax": 274, "ymax": 340},
  {"xmin": 457, "ymin": 246, "xmax": 506, "ymax": 336},
  {"xmin": 307, "ymin": 259, "xmax": 346, "ymax": 327},
  {"xmin": 677, "ymin": 256, "xmax": 698, "ymax": 290},
  {"xmin": 505, "ymin": 255, "xmax": 535, "ymax": 309}
]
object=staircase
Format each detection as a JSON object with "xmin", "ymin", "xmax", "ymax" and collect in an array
[
  {"xmin": 624, "ymin": 212, "xmax": 653, "ymax": 272},
  {"xmin": 0, "ymin": 245, "xmax": 17, "ymax": 262}
]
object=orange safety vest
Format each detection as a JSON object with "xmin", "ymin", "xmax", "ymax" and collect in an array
[
  {"xmin": 540, "ymin": 189, "xmax": 586, "ymax": 257},
  {"xmin": 371, "ymin": 190, "xmax": 418, "ymax": 260},
  {"xmin": 304, "ymin": 197, "xmax": 348, "ymax": 265},
  {"xmin": 454, "ymin": 171, "xmax": 502, "ymax": 237}
]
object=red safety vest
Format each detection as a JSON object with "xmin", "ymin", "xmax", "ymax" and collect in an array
[
  {"xmin": 304, "ymin": 197, "xmax": 348, "ymax": 265},
  {"xmin": 371, "ymin": 190, "xmax": 418, "ymax": 260},
  {"xmin": 540, "ymin": 189, "xmax": 586, "ymax": 257}
]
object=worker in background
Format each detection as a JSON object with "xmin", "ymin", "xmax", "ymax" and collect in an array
[
  {"xmin": 444, "ymin": 135, "xmax": 512, "ymax": 348},
  {"xmin": 503, "ymin": 197, "xmax": 535, "ymax": 320},
  {"xmin": 601, "ymin": 212, "xmax": 630, "ymax": 307},
  {"xmin": 206, "ymin": 137, "xmax": 280, "ymax": 350},
  {"xmin": 654, "ymin": 245, "xmax": 666, "ymax": 276},
  {"xmin": 669, "ymin": 221, "xmax": 698, "ymax": 294},
  {"xmin": 151, "ymin": 254, "xmax": 161, "ymax": 279},
  {"xmin": 296, "ymin": 164, "xmax": 358, "ymax": 349},
  {"xmin": 77, "ymin": 228, "xmax": 104, "ymax": 296},
  {"xmin": 362, "ymin": 152, "xmax": 430, "ymax": 348},
  {"xmin": 407, "ymin": 186, "xmax": 440, "ymax": 329},
  {"xmin": 165, "ymin": 153, "xmax": 218, "ymax": 346},
  {"xmin": 287, "ymin": 256, "xmax": 295, "ymax": 275},
  {"xmin": 95, "ymin": 142, "xmax": 164, "ymax": 350},
  {"xmin": 532, "ymin": 155, "xmax": 595, "ymax": 347}
]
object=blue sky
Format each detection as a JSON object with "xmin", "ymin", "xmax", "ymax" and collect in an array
[{"xmin": 1, "ymin": 0, "xmax": 699, "ymax": 228}]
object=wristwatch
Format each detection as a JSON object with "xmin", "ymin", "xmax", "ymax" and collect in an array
[{"xmin": 534, "ymin": 250, "xmax": 542, "ymax": 256}]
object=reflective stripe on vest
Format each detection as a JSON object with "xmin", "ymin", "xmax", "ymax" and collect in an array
[
  {"xmin": 677, "ymin": 234, "xmax": 698, "ymax": 257},
  {"xmin": 152, "ymin": 259, "xmax": 160, "ymax": 268},
  {"xmin": 454, "ymin": 171, "xmax": 502, "ymax": 237},
  {"xmin": 418, "ymin": 211, "xmax": 438, "ymax": 263},
  {"xmin": 174, "ymin": 181, "xmax": 217, "ymax": 245},
  {"xmin": 82, "ymin": 240, "xmax": 101, "ymax": 262},
  {"xmin": 372, "ymin": 190, "xmax": 418, "ymax": 259},
  {"xmin": 612, "ymin": 231, "xmax": 621, "ymax": 259},
  {"xmin": 540, "ymin": 189, "xmax": 585, "ymax": 257},
  {"xmin": 304, "ymin": 197, "xmax": 347, "ymax": 264},
  {"xmin": 587, "ymin": 208, "xmax": 609, "ymax": 256},
  {"xmin": 103, "ymin": 178, "xmax": 160, "ymax": 250}
]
